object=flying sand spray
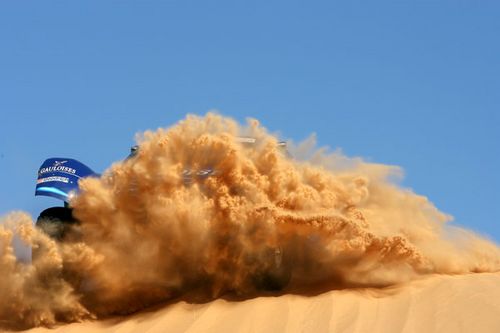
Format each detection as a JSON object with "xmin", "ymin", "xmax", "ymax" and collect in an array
[{"xmin": 1, "ymin": 113, "xmax": 499, "ymax": 329}]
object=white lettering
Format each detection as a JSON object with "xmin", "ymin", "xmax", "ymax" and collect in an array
[
  {"xmin": 37, "ymin": 176, "xmax": 69, "ymax": 184},
  {"xmin": 39, "ymin": 166, "xmax": 77, "ymax": 175}
]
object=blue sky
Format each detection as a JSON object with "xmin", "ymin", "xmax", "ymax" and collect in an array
[{"xmin": 1, "ymin": 1, "xmax": 499, "ymax": 241}]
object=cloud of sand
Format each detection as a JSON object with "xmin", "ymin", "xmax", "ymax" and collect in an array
[
  {"xmin": 1, "ymin": 113, "xmax": 499, "ymax": 328},
  {"xmin": 0, "ymin": 213, "xmax": 91, "ymax": 329}
]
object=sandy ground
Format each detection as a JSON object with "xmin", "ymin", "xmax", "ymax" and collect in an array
[{"xmin": 18, "ymin": 272, "xmax": 500, "ymax": 333}]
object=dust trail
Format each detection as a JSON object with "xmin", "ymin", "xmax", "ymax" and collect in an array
[
  {"xmin": 1, "ymin": 113, "xmax": 499, "ymax": 328},
  {"xmin": 0, "ymin": 213, "xmax": 91, "ymax": 329}
]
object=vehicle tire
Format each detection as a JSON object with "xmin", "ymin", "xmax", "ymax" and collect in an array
[
  {"xmin": 36, "ymin": 206, "xmax": 77, "ymax": 239},
  {"xmin": 32, "ymin": 206, "xmax": 77, "ymax": 262},
  {"xmin": 256, "ymin": 267, "xmax": 292, "ymax": 291},
  {"xmin": 253, "ymin": 247, "xmax": 292, "ymax": 291}
]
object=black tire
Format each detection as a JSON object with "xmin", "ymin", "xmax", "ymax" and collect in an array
[
  {"xmin": 253, "ymin": 247, "xmax": 292, "ymax": 291},
  {"xmin": 255, "ymin": 267, "xmax": 292, "ymax": 291},
  {"xmin": 32, "ymin": 207, "xmax": 78, "ymax": 262},
  {"xmin": 36, "ymin": 206, "xmax": 77, "ymax": 240}
]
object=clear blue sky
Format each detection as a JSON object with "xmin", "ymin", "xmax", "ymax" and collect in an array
[{"xmin": 1, "ymin": 1, "xmax": 499, "ymax": 241}]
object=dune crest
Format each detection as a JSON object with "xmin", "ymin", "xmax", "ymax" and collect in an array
[
  {"xmin": 1, "ymin": 113, "xmax": 499, "ymax": 329},
  {"xmin": 24, "ymin": 273, "xmax": 500, "ymax": 333}
]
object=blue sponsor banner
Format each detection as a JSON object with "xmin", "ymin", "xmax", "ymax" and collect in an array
[{"xmin": 35, "ymin": 158, "xmax": 98, "ymax": 202}]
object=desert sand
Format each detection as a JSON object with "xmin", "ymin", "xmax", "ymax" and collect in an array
[
  {"xmin": 22, "ymin": 272, "xmax": 500, "ymax": 333},
  {"xmin": 3, "ymin": 115, "xmax": 500, "ymax": 332}
]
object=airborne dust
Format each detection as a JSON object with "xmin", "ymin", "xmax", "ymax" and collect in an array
[{"xmin": 1, "ymin": 114, "xmax": 499, "ymax": 329}]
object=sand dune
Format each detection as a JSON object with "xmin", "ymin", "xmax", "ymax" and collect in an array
[
  {"xmin": 2, "ymin": 114, "xmax": 499, "ymax": 331},
  {"xmin": 21, "ymin": 272, "xmax": 500, "ymax": 333}
]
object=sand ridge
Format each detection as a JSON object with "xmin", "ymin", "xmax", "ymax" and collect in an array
[
  {"xmin": 2, "ymin": 114, "xmax": 499, "ymax": 330},
  {"xmin": 22, "ymin": 272, "xmax": 500, "ymax": 333}
]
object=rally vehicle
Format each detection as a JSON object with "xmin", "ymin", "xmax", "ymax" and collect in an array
[{"xmin": 34, "ymin": 139, "xmax": 291, "ymax": 291}]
